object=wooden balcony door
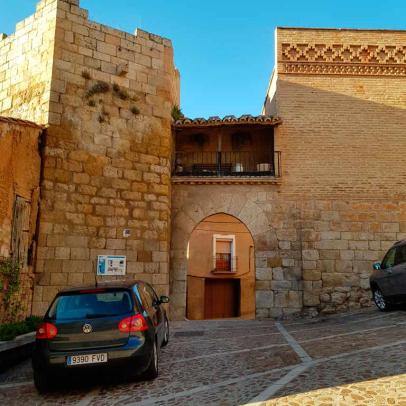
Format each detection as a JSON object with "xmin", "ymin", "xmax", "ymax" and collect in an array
[{"xmin": 204, "ymin": 279, "xmax": 240, "ymax": 319}]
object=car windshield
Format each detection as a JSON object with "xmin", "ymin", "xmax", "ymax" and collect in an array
[{"xmin": 48, "ymin": 290, "xmax": 133, "ymax": 320}]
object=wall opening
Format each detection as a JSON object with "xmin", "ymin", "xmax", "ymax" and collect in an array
[{"xmin": 186, "ymin": 213, "xmax": 255, "ymax": 320}]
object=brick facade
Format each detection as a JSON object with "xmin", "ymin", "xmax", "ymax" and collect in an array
[{"xmin": 261, "ymin": 27, "xmax": 406, "ymax": 315}]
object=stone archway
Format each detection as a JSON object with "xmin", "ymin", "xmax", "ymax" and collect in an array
[{"xmin": 169, "ymin": 185, "xmax": 297, "ymax": 320}]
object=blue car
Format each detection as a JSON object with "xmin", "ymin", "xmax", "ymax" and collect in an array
[{"xmin": 32, "ymin": 281, "xmax": 169, "ymax": 393}]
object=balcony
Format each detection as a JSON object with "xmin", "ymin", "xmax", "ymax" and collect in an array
[
  {"xmin": 172, "ymin": 114, "xmax": 282, "ymax": 184},
  {"xmin": 173, "ymin": 151, "xmax": 281, "ymax": 178},
  {"xmin": 212, "ymin": 254, "xmax": 237, "ymax": 274}
]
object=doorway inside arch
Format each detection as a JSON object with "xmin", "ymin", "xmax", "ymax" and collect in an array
[{"xmin": 186, "ymin": 213, "xmax": 255, "ymax": 320}]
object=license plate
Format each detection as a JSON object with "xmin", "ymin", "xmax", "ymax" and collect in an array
[{"xmin": 67, "ymin": 353, "xmax": 108, "ymax": 366}]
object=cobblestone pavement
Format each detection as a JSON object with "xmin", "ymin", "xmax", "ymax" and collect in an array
[{"xmin": 1, "ymin": 308, "xmax": 406, "ymax": 405}]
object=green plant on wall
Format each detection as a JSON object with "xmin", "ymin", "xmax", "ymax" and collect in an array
[
  {"xmin": 84, "ymin": 80, "xmax": 141, "ymax": 123},
  {"xmin": 171, "ymin": 105, "xmax": 184, "ymax": 121},
  {"xmin": 0, "ymin": 257, "xmax": 21, "ymax": 321}
]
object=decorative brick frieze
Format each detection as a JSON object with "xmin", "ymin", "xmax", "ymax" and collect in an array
[{"xmin": 279, "ymin": 42, "xmax": 406, "ymax": 76}]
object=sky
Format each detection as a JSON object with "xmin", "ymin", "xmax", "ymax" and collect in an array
[{"xmin": 1, "ymin": 0, "xmax": 405, "ymax": 118}]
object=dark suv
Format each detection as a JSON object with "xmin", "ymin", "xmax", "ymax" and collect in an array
[
  {"xmin": 32, "ymin": 281, "xmax": 169, "ymax": 393},
  {"xmin": 370, "ymin": 240, "xmax": 406, "ymax": 311}
]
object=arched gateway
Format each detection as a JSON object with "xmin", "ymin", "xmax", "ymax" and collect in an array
[{"xmin": 186, "ymin": 213, "xmax": 255, "ymax": 319}]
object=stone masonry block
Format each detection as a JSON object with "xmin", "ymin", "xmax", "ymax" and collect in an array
[
  {"xmin": 315, "ymin": 240, "xmax": 348, "ymax": 250},
  {"xmin": 138, "ymin": 251, "xmax": 152, "ymax": 262},
  {"xmin": 303, "ymin": 270, "xmax": 321, "ymax": 281},
  {"xmin": 256, "ymin": 291, "xmax": 273, "ymax": 309},
  {"xmin": 267, "ymin": 257, "xmax": 282, "ymax": 268},
  {"xmin": 302, "ymin": 249, "xmax": 319, "ymax": 261},
  {"xmin": 256, "ymin": 268, "xmax": 273, "ymax": 281}
]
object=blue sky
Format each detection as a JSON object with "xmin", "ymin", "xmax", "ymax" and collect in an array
[{"xmin": 1, "ymin": 0, "xmax": 405, "ymax": 118}]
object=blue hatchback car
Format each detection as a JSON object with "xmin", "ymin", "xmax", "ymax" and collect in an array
[{"xmin": 32, "ymin": 281, "xmax": 169, "ymax": 393}]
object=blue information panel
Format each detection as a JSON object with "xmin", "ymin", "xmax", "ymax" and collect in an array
[{"xmin": 97, "ymin": 255, "xmax": 126, "ymax": 276}]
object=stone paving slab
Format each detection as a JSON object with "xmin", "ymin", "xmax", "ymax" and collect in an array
[
  {"xmin": 0, "ymin": 383, "xmax": 93, "ymax": 405},
  {"xmin": 164, "ymin": 333, "xmax": 287, "ymax": 361},
  {"xmin": 171, "ymin": 325, "xmax": 280, "ymax": 342},
  {"xmin": 288, "ymin": 311, "xmax": 406, "ymax": 340},
  {"xmin": 152, "ymin": 369, "xmax": 290, "ymax": 406},
  {"xmin": 302, "ymin": 323, "xmax": 406, "ymax": 359},
  {"xmin": 283, "ymin": 308, "xmax": 388, "ymax": 328},
  {"xmin": 266, "ymin": 343, "xmax": 406, "ymax": 406}
]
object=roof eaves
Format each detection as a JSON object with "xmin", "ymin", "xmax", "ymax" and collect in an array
[
  {"xmin": 173, "ymin": 114, "xmax": 282, "ymax": 129},
  {"xmin": 0, "ymin": 116, "xmax": 45, "ymax": 129}
]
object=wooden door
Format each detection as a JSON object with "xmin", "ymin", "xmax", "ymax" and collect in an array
[{"xmin": 204, "ymin": 279, "xmax": 240, "ymax": 319}]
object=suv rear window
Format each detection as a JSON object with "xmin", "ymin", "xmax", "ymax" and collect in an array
[{"xmin": 48, "ymin": 290, "xmax": 133, "ymax": 320}]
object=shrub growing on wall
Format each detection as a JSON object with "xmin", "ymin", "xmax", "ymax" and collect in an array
[{"xmin": 0, "ymin": 257, "xmax": 22, "ymax": 323}]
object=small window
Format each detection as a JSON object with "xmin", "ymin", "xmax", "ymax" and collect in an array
[
  {"xmin": 382, "ymin": 248, "xmax": 396, "ymax": 269},
  {"xmin": 213, "ymin": 234, "xmax": 236, "ymax": 272}
]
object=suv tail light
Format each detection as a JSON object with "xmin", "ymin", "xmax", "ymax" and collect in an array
[
  {"xmin": 36, "ymin": 322, "xmax": 58, "ymax": 340},
  {"xmin": 118, "ymin": 314, "xmax": 148, "ymax": 333}
]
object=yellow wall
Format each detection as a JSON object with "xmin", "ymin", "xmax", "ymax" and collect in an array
[{"xmin": 187, "ymin": 213, "xmax": 255, "ymax": 319}]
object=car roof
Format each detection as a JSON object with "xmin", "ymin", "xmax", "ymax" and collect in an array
[
  {"xmin": 393, "ymin": 239, "xmax": 406, "ymax": 247},
  {"xmin": 58, "ymin": 280, "xmax": 146, "ymax": 294}
]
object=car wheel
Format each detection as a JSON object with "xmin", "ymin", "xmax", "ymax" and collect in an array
[
  {"xmin": 33, "ymin": 370, "xmax": 52, "ymax": 394},
  {"xmin": 143, "ymin": 340, "xmax": 158, "ymax": 380},
  {"xmin": 373, "ymin": 288, "xmax": 392, "ymax": 312},
  {"xmin": 162, "ymin": 317, "xmax": 169, "ymax": 347}
]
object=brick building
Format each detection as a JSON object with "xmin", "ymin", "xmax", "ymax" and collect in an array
[{"xmin": 1, "ymin": 0, "xmax": 406, "ymax": 320}]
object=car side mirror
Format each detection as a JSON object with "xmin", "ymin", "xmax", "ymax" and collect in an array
[
  {"xmin": 159, "ymin": 295, "xmax": 170, "ymax": 304},
  {"xmin": 373, "ymin": 262, "xmax": 381, "ymax": 270}
]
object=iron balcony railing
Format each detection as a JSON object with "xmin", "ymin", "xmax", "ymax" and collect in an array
[
  {"xmin": 212, "ymin": 254, "xmax": 237, "ymax": 273},
  {"xmin": 173, "ymin": 151, "xmax": 281, "ymax": 178}
]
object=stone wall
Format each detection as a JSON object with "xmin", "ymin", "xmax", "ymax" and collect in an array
[
  {"xmin": 0, "ymin": 118, "xmax": 42, "ymax": 320},
  {"xmin": 0, "ymin": 0, "xmax": 180, "ymax": 315}
]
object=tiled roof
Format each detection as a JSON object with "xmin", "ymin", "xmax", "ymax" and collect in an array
[
  {"xmin": 0, "ymin": 116, "xmax": 44, "ymax": 129},
  {"xmin": 173, "ymin": 114, "xmax": 282, "ymax": 128}
]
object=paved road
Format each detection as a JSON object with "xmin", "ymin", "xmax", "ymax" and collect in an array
[{"xmin": 1, "ymin": 308, "xmax": 406, "ymax": 405}]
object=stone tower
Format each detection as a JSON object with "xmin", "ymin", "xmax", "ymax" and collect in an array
[{"xmin": 0, "ymin": 0, "xmax": 180, "ymax": 314}]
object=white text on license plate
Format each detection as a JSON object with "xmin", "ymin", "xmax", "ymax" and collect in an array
[{"xmin": 67, "ymin": 353, "xmax": 108, "ymax": 366}]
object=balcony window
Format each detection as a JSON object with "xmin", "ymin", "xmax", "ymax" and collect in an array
[{"xmin": 212, "ymin": 235, "xmax": 237, "ymax": 273}]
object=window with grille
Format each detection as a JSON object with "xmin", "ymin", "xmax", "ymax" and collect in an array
[{"xmin": 213, "ymin": 234, "xmax": 237, "ymax": 272}]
